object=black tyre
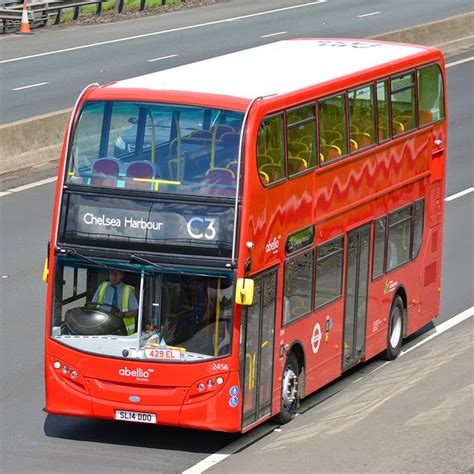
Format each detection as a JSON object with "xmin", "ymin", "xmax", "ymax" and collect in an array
[
  {"xmin": 277, "ymin": 352, "xmax": 299, "ymax": 424},
  {"xmin": 382, "ymin": 296, "xmax": 404, "ymax": 361}
]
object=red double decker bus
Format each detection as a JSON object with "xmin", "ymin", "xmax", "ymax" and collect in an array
[{"xmin": 44, "ymin": 38, "xmax": 447, "ymax": 432}]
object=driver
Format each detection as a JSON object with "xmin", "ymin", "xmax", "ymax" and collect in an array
[{"xmin": 92, "ymin": 270, "xmax": 138, "ymax": 335}]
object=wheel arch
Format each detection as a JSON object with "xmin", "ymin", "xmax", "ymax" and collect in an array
[
  {"xmin": 393, "ymin": 285, "xmax": 408, "ymax": 337},
  {"xmin": 287, "ymin": 340, "xmax": 306, "ymax": 398}
]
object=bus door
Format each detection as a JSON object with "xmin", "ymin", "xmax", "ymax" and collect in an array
[
  {"xmin": 342, "ymin": 224, "xmax": 371, "ymax": 371},
  {"xmin": 240, "ymin": 268, "xmax": 277, "ymax": 429}
]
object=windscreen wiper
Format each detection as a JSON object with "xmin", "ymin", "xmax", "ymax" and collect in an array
[
  {"xmin": 130, "ymin": 253, "xmax": 168, "ymax": 271},
  {"xmin": 61, "ymin": 248, "xmax": 119, "ymax": 271}
]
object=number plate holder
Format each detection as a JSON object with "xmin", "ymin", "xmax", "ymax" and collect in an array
[{"xmin": 115, "ymin": 410, "xmax": 157, "ymax": 424}]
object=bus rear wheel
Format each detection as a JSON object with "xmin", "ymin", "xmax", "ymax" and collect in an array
[
  {"xmin": 382, "ymin": 296, "xmax": 404, "ymax": 360},
  {"xmin": 277, "ymin": 352, "xmax": 299, "ymax": 424}
]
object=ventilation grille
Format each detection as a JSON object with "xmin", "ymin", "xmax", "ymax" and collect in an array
[
  {"xmin": 424, "ymin": 262, "xmax": 437, "ymax": 287},
  {"xmin": 431, "ymin": 230, "xmax": 439, "ymax": 254}
]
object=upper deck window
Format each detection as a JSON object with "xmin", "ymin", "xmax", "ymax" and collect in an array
[
  {"xmin": 348, "ymin": 85, "xmax": 375, "ymax": 151},
  {"xmin": 67, "ymin": 101, "xmax": 244, "ymax": 198},
  {"xmin": 418, "ymin": 64, "xmax": 445, "ymax": 125},
  {"xmin": 287, "ymin": 104, "xmax": 317, "ymax": 176},
  {"xmin": 257, "ymin": 114, "xmax": 285, "ymax": 185},
  {"xmin": 391, "ymin": 73, "xmax": 416, "ymax": 136},
  {"xmin": 318, "ymin": 93, "xmax": 348, "ymax": 164}
]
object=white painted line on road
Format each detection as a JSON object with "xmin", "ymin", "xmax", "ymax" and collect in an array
[
  {"xmin": 0, "ymin": 176, "xmax": 57, "ymax": 197},
  {"xmin": 357, "ymin": 11, "xmax": 380, "ymax": 18},
  {"xmin": 11, "ymin": 82, "xmax": 49, "ymax": 91},
  {"xmin": 400, "ymin": 306, "xmax": 473, "ymax": 357},
  {"xmin": 446, "ymin": 56, "xmax": 474, "ymax": 68},
  {"xmin": 444, "ymin": 187, "xmax": 474, "ymax": 202},
  {"xmin": 261, "ymin": 31, "xmax": 287, "ymax": 38},
  {"xmin": 147, "ymin": 54, "xmax": 178, "ymax": 63},
  {"xmin": 0, "ymin": 1, "xmax": 327, "ymax": 65},
  {"xmin": 369, "ymin": 361, "xmax": 389, "ymax": 374},
  {"xmin": 182, "ymin": 422, "xmax": 273, "ymax": 474}
]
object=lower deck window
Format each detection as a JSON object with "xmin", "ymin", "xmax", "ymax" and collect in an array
[
  {"xmin": 283, "ymin": 250, "xmax": 313, "ymax": 324},
  {"xmin": 315, "ymin": 236, "xmax": 344, "ymax": 308}
]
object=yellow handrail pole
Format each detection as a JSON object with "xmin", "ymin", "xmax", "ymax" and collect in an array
[
  {"xmin": 246, "ymin": 353, "xmax": 252, "ymax": 390},
  {"xmin": 133, "ymin": 178, "xmax": 181, "ymax": 192}
]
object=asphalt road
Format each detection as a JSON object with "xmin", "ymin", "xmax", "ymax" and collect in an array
[
  {"xmin": 0, "ymin": 54, "xmax": 472, "ymax": 472},
  {"xmin": 1, "ymin": 0, "xmax": 473, "ymax": 123}
]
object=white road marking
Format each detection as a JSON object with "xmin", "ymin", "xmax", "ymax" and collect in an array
[
  {"xmin": 357, "ymin": 11, "xmax": 380, "ymax": 18},
  {"xmin": 146, "ymin": 54, "xmax": 178, "ymax": 62},
  {"xmin": 0, "ymin": 176, "xmax": 57, "ymax": 197},
  {"xmin": 400, "ymin": 306, "xmax": 473, "ymax": 357},
  {"xmin": 446, "ymin": 56, "xmax": 474, "ymax": 68},
  {"xmin": 261, "ymin": 31, "xmax": 287, "ymax": 38},
  {"xmin": 0, "ymin": 1, "xmax": 327, "ymax": 65},
  {"xmin": 444, "ymin": 187, "xmax": 474, "ymax": 201},
  {"xmin": 369, "ymin": 361, "xmax": 389, "ymax": 374},
  {"xmin": 182, "ymin": 306, "xmax": 473, "ymax": 473},
  {"xmin": 10, "ymin": 82, "xmax": 49, "ymax": 91}
]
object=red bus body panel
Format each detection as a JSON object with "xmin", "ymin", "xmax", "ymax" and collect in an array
[{"xmin": 45, "ymin": 40, "xmax": 446, "ymax": 432}]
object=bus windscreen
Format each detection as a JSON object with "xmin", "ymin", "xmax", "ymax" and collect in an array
[
  {"xmin": 52, "ymin": 257, "xmax": 234, "ymax": 361},
  {"xmin": 67, "ymin": 101, "xmax": 244, "ymax": 197}
]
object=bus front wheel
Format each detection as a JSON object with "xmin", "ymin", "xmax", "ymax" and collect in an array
[
  {"xmin": 277, "ymin": 352, "xmax": 299, "ymax": 424},
  {"xmin": 382, "ymin": 296, "xmax": 404, "ymax": 361}
]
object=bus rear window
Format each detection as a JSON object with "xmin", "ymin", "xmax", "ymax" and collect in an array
[{"xmin": 67, "ymin": 101, "xmax": 244, "ymax": 198}]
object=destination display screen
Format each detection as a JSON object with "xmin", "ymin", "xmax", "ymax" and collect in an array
[{"xmin": 59, "ymin": 193, "xmax": 235, "ymax": 257}]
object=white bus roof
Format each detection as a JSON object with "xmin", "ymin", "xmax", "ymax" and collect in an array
[{"xmin": 110, "ymin": 39, "xmax": 429, "ymax": 100}]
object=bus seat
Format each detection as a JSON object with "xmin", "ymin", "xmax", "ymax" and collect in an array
[
  {"xmin": 351, "ymin": 132, "xmax": 373, "ymax": 149},
  {"xmin": 260, "ymin": 163, "xmax": 284, "ymax": 183},
  {"xmin": 226, "ymin": 161, "xmax": 239, "ymax": 175},
  {"xmin": 392, "ymin": 120, "xmax": 405, "ymax": 135},
  {"xmin": 90, "ymin": 158, "xmax": 120, "ymax": 187},
  {"xmin": 288, "ymin": 157, "xmax": 308, "ymax": 174},
  {"xmin": 259, "ymin": 170, "xmax": 270, "ymax": 184},
  {"xmin": 320, "ymin": 130, "xmax": 343, "ymax": 144},
  {"xmin": 125, "ymin": 161, "xmax": 155, "ymax": 190},
  {"xmin": 319, "ymin": 152, "xmax": 325, "ymax": 164},
  {"xmin": 320, "ymin": 144, "xmax": 342, "ymax": 161},
  {"xmin": 300, "ymin": 135, "xmax": 314, "ymax": 147},
  {"xmin": 212, "ymin": 124, "xmax": 234, "ymax": 139},
  {"xmin": 202, "ymin": 168, "xmax": 235, "ymax": 196},
  {"xmin": 420, "ymin": 110, "xmax": 433, "ymax": 125},
  {"xmin": 257, "ymin": 154, "xmax": 274, "ymax": 166},
  {"xmin": 350, "ymin": 139, "xmax": 359, "ymax": 152},
  {"xmin": 190, "ymin": 130, "xmax": 213, "ymax": 140},
  {"xmin": 288, "ymin": 141, "xmax": 308, "ymax": 156}
]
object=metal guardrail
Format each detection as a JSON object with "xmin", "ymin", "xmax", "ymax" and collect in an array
[
  {"xmin": 0, "ymin": 0, "xmax": 107, "ymax": 31},
  {"xmin": 0, "ymin": 0, "xmax": 188, "ymax": 32}
]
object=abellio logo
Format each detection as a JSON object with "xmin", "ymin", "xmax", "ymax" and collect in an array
[
  {"xmin": 119, "ymin": 367, "xmax": 154, "ymax": 382},
  {"xmin": 265, "ymin": 236, "xmax": 280, "ymax": 254}
]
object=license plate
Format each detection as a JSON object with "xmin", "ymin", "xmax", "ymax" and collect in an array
[{"xmin": 115, "ymin": 410, "xmax": 156, "ymax": 424}]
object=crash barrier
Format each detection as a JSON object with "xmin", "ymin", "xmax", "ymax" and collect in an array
[
  {"xmin": 0, "ymin": 0, "xmax": 107, "ymax": 32},
  {"xmin": 0, "ymin": 0, "xmax": 188, "ymax": 33},
  {"xmin": 0, "ymin": 12, "xmax": 473, "ymax": 176}
]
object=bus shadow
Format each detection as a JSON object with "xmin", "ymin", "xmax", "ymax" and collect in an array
[{"xmin": 44, "ymin": 414, "xmax": 241, "ymax": 454}]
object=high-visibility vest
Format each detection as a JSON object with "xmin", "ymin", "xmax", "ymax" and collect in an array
[{"xmin": 97, "ymin": 282, "xmax": 136, "ymax": 335}]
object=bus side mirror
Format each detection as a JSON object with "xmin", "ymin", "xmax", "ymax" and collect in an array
[
  {"xmin": 42, "ymin": 258, "xmax": 49, "ymax": 283},
  {"xmin": 235, "ymin": 278, "xmax": 254, "ymax": 306}
]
